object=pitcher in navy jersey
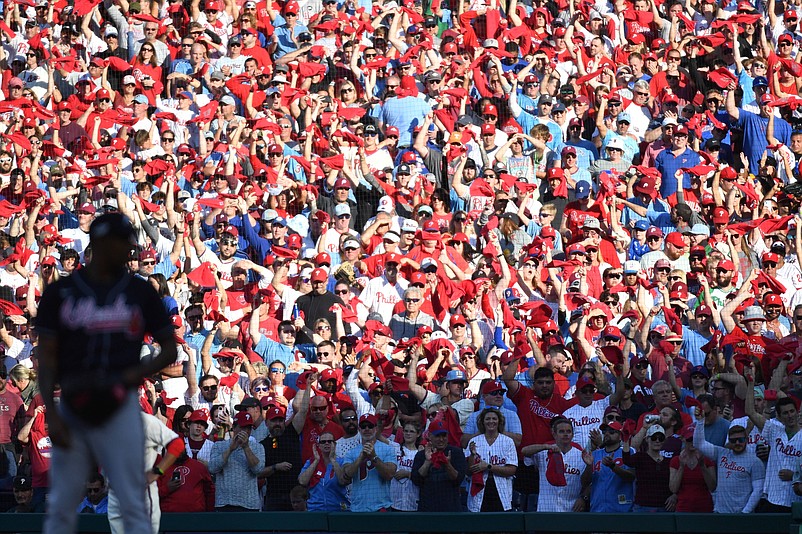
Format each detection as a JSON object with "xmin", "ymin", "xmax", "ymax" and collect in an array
[{"xmin": 37, "ymin": 213, "xmax": 177, "ymax": 534}]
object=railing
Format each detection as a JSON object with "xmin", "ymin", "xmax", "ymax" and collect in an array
[{"xmin": 0, "ymin": 510, "xmax": 794, "ymax": 533}]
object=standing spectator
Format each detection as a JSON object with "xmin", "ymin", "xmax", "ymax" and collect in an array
[
  {"xmin": 582, "ymin": 421, "xmax": 635, "ymax": 512},
  {"xmin": 623, "ymin": 425, "xmax": 677, "ymax": 512},
  {"xmin": 297, "ymin": 431, "xmax": 348, "ymax": 511},
  {"xmin": 184, "ymin": 409, "xmax": 214, "ymax": 464},
  {"xmin": 0, "ymin": 365, "xmax": 23, "ymax": 462},
  {"xmin": 466, "ymin": 409, "xmax": 518, "ymax": 512},
  {"xmin": 461, "ymin": 379, "xmax": 522, "ymax": 448},
  {"xmin": 158, "ymin": 451, "xmax": 215, "ymax": 513},
  {"xmin": 411, "ymin": 419, "xmax": 467, "ymax": 512},
  {"xmin": 693, "ymin": 418, "xmax": 764, "ymax": 513},
  {"xmin": 523, "ymin": 416, "xmax": 586, "ymax": 512},
  {"xmin": 391, "ymin": 423, "xmax": 422, "ymax": 512},
  {"xmin": 16, "ymin": 404, "xmax": 50, "ymax": 509},
  {"xmin": 342, "ymin": 414, "xmax": 397, "ymax": 512},
  {"xmin": 208, "ymin": 412, "xmax": 265, "ymax": 511},
  {"xmin": 261, "ymin": 404, "xmax": 305, "ymax": 511},
  {"xmin": 746, "ymin": 390, "xmax": 802, "ymax": 512},
  {"xmin": 669, "ymin": 427, "xmax": 716, "ymax": 512}
]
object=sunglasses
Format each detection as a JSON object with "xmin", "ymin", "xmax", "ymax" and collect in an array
[
  {"xmin": 341, "ymin": 415, "xmax": 357, "ymax": 422},
  {"xmin": 254, "ymin": 385, "xmax": 270, "ymax": 392},
  {"xmin": 269, "ymin": 367, "xmax": 286, "ymax": 373},
  {"xmin": 319, "ymin": 439, "xmax": 335, "ymax": 444},
  {"xmin": 201, "ymin": 385, "xmax": 218, "ymax": 391},
  {"xmin": 649, "ymin": 435, "xmax": 666, "ymax": 442},
  {"xmin": 359, "ymin": 423, "xmax": 376, "ymax": 429},
  {"xmin": 311, "ymin": 406, "xmax": 328, "ymax": 412}
]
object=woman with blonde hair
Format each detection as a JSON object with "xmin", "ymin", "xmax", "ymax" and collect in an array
[{"xmin": 9, "ymin": 364, "xmax": 38, "ymax": 409}]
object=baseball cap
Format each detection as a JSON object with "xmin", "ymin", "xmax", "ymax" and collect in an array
[
  {"xmin": 623, "ymin": 260, "xmax": 640, "ymax": 274},
  {"xmin": 234, "ymin": 411, "xmax": 254, "ymax": 427},
  {"xmin": 311, "ymin": 268, "xmax": 328, "ymax": 283},
  {"xmin": 575, "ymin": 181, "xmax": 591, "ymax": 199}
]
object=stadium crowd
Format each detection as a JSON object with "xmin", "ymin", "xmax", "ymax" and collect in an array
[{"xmin": 0, "ymin": 0, "xmax": 802, "ymax": 519}]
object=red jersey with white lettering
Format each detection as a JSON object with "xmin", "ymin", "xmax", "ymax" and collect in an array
[
  {"xmin": 509, "ymin": 385, "xmax": 571, "ymax": 446},
  {"xmin": 761, "ymin": 419, "xmax": 802, "ymax": 507}
]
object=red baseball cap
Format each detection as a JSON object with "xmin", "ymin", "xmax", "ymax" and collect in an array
[
  {"xmin": 234, "ymin": 411, "xmax": 254, "ymax": 427},
  {"xmin": 712, "ymin": 207, "xmax": 729, "ymax": 224},
  {"xmin": 450, "ymin": 314, "xmax": 467, "ymax": 327},
  {"xmin": 764, "ymin": 293, "xmax": 783, "ymax": 306},
  {"xmin": 315, "ymin": 252, "xmax": 332, "ymax": 266},
  {"xmin": 311, "ymin": 268, "xmax": 328, "ymax": 283},
  {"xmin": 483, "ymin": 104, "xmax": 498, "ymax": 116}
]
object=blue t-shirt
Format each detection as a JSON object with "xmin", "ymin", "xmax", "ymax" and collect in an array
[
  {"xmin": 588, "ymin": 447, "xmax": 634, "ymax": 512},
  {"xmin": 343, "ymin": 440, "xmax": 395, "ymax": 512},
  {"xmin": 655, "ymin": 147, "xmax": 702, "ymax": 197},
  {"xmin": 737, "ymin": 109, "xmax": 791, "ymax": 174},
  {"xmin": 379, "ymin": 97, "xmax": 433, "ymax": 147}
]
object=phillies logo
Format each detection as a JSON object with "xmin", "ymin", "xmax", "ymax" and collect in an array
[
  {"xmin": 528, "ymin": 399, "xmax": 558, "ymax": 418},
  {"xmin": 569, "ymin": 416, "xmax": 601, "ymax": 427},
  {"xmin": 775, "ymin": 438, "xmax": 802, "ymax": 457}
]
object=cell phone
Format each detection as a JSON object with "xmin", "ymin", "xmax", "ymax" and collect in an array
[{"xmin": 171, "ymin": 471, "xmax": 181, "ymax": 482}]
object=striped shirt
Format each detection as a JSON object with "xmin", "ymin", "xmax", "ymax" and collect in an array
[{"xmin": 761, "ymin": 419, "xmax": 802, "ymax": 507}]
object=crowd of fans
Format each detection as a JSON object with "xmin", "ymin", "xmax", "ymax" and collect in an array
[{"xmin": 0, "ymin": 0, "xmax": 801, "ymax": 519}]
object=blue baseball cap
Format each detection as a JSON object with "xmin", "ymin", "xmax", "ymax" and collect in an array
[
  {"xmin": 753, "ymin": 76, "xmax": 769, "ymax": 88},
  {"xmin": 575, "ymin": 181, "xmax": 590, "ymax": 199},
  {"xmin": 634, "ymin": 220, "xmax": 649, "ymax": 231}
]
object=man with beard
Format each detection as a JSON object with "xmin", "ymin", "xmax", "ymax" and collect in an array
[
  {"xmin": 581, "ymin": 420, "xmax": 635, "ymax": 512},
  {"xmin": 693, "ymin": 418, "xmax": 764, "ymax": 513},
  {"xmin": 335, "ymin": 407, "xmax": 361, "ymax": 460},
  {"xmin": 260, "ymin": 405, "xmax": 304, "ymax": 510},
  {"xmin": 317, "ymin": 368, "xmax": 351, "ymax": 414},
  {"xmin": 411, "ymin": 419, "xmax": 467, "ymax": 511},
  {"xmin": 343, "ymin": 413, "xmax": 397, "ymax": 512}
]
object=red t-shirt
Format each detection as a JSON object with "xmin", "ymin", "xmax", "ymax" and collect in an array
[
  {"xmin": 301, "ymin": 419, "xmax": 344, "ymax": 462},
  {"xmin": 670, "ymin": 455, "xmax": 715, "ymax": 512},
  {"xmin": 563, "ymin": 201, "xmax": 605, "ymax": 241},
  {"xmin": 27, "ymin": 415, "xmax": 51, "ymax": 488},
  {"xmin": 509, "ymin": 384, "xmax": 571, "ymax": 446},
  {"xmin": 0, "ymin": 389, "xmax": 23, "ymax": 444},
  {"xmin": 159, "ymin": 458, "xmax": 215, "ymax": 512}
]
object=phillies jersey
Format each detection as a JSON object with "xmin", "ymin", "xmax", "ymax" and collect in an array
[
  {"xmin": 532, "ymin": 443, "xmax": 584, "ymax": 512},
  {"xmin": 761, "ymin": 419, "xmax": 802, "ymax": 507},
  {"xmin": 509, "ymin": 385, "xmax": 571, "ymax": 446},
  {"xmin": 563, "ymin": 397, "xmax": 610, "ymax": 449}
]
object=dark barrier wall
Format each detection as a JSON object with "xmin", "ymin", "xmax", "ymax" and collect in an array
[{"xmin": 0, "ymin": 511, "xmax": 794, "ymax": 534}]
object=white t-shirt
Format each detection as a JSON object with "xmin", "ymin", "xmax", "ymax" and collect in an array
[{"xmin": 391, "ymin": 444, "xmax": 419, "ymax": 511}]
